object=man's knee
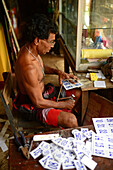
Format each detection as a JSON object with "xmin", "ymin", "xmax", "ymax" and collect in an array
[
  {"xmin": 68, "ymin": 114, "xmax": 78, "ymax": 127},
  {"xmin": 57, "ymin": 111, "xmax": 78, "ymax": 128}
]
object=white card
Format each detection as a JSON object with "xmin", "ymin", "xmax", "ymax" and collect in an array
[
  {"xmin": 58, "ymin": 138, "xmax": 69, "ymax": 148},
  {"xmin": 73, "ymin": 140, "xmax": 85, "ymax": 148},
  {"xmin": 62, "ymin": 160, "xmax": 76, "ymax": 169},
  {"xmin": 81, "ymin": 128, "xmax": 89, "ymax": 134},
  {"xmin": 53, "ymin": 150, "xmax": 64, "ymax": 162},
  {"xmin": 63, "ymin": 156, "xmax": 70, "ymax": 164},
  {"xmin": 0, "ymin": 142, "xmax": 8, "ymax": 152},
  {"xmin": 64, "ymin": 141, "xmax": 74, "ymax": 151},
  {"xmin": 30, "ymin": 144, "xmax": 42, "ymax": 159},
  {"xmin": 81, "ymin": 155, "xmax": 97, "ymax": 170},
  {"xmin": 73, "ymin": 131, "xmax": 84, "ymax": 141},
  {"xmin": 72, "ymin": 129, "xmax": 79, "ymax": 135},
  {"xmin": 85, "ymin": 141, "xmax": 92, "ymax": 152},
  {"xmin": 67, "ymin": 137, "xmax": 75, "ymax": 141},
  {"xmin": 94, "ymin": 81, "xmax": 106, "ymax": 88},
  {"xmin": 45, "ymin": 159, "xmax": 61, "ymax": 170},
  {"xmin": 42, "ymin": 149, "xmax": 51, "ymax": 156},
  {"xmin": 68, "ymin": 150, "xmax": 76, "ymax": 160},
  {"xmin": 73, "ymin": 148, "xmax": 84, "ymax": 160},
  {"xmin": 30, "ymin": 141, "xmax": 48, "ymax": 159},
  {"xmin": 80, "ymin": 145, "xmax": 92, "ymax": 158},
  {"xmin": 84, "ymin": 130, "xmax": 95, "ymax": 139},
  {"xmin": 74, "ymin": 160, "xmax": 87, "ymax": 170},
  {"xmin": 52, "ymin": 137, "xmax": 63, "ymax": 146},
  {"xmin": 39, "ymin": 154, "xmax": 53, "ymax": 168}
]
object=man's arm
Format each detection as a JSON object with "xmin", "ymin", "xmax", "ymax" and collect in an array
[
  {"xmin": 21, "ymin": 64, "xmax": 75, "ymax": 110},
  {"xmin": 44, "ymin": 65, "xmax": 78, "ymax": 85}
]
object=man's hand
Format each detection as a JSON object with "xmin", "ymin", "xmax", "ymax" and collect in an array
[
  {"xmin": 58, "ymin": 70, "xmax": 78, "ymax": 85},
  {"xmin": 63, "ymin": 99, "xmax": 75, "ymax": 110}
]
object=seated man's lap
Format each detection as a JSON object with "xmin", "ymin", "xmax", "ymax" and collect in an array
[{"xmin": 13, "ymin": 84, "xmax": 81, "ymax": 127}]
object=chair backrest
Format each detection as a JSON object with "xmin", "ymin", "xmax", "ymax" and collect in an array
[
  {"xmin": 0, "ymin": 72, "xmax": 17, "ymax": 133},
  {"xmin": 2, "ymin": 72, "xmax": 14, "ymax": 105}
]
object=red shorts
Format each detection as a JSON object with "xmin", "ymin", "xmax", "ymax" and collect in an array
[{"xmin": 13, "ymin": 85, "xmax": 78, "ymax": 127}]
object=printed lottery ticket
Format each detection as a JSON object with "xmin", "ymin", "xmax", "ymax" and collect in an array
[
  {"xmin": 81, "ymin": 155, "xmax": 97, "ymax": 170},
  {"xmin": 30, "ymin": 128, "xmax": 99, "ymax": 170},
  {"xmin": 62, "ymin": 79, "xmax": 83, "ymax": 90},
  {"xmin": 74, "ymin": 160, "xmax": 87, "ymax": 170},
  {"xmin": 39, "ymin": 154, "xmax": 54, "ymax": 168},
  {"xmin": 92, "ymin": 133, "xmax": 113, "ymax": 159},
  {"xmin": 30, "ymin": 141, "xmax": 50, "ymax": 159},
  {"xmin": 92, "ymin": 117, "xmax": 113, "ymax": 134},
  {"xmin": 44, "ymin": 159, "xmax": 61, "ymax": 170},
  {"xmin": 62, "ymin": 160, "xmax": 76, "ymax": 169}
]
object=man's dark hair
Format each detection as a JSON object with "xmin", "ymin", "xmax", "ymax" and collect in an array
[{"xmin": 22, "ymin": 14, "xmax": 57, "ymax": 43}]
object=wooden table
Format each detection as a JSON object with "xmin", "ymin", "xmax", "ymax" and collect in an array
[
  {"xmin": 77, "ymin": 73, "xmax": 113, "ymax": 124},
  {"xmin": 9, "ymin": 126, "xmax": 113, "ymax": 170}
]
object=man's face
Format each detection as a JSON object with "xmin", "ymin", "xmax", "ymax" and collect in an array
[{"xmin": 38, "ymin": 33, "xmax": 56, "ymax": 55}]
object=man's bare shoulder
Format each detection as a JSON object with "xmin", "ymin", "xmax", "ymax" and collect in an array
[
  {"xmin": 16, "ymin": 46, "xmax": 35, "ymax": 70},
  {"xmin": 15, "ymin": 47, "xmax": 38, "ymax": 85}
]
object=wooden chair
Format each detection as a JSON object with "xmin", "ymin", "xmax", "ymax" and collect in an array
[
  {"xmin": 0, "ymin": 72, "xmax": 47, "ymax": 133},
  {"xmin": 0, "ymin": 72, "xmax": 17, "ymax": 133}
]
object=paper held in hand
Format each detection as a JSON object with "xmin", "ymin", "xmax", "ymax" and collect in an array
[{"xmin": 62, "ymin": 79, "xmax": 83, "ymax": 90}]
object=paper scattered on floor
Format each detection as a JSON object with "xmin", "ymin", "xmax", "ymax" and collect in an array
[
  {"xmin": 0, "ymin": 141, "xmax": 8, "ymax": 152},
  {"xmin": 0, "ymin": 120, "xmax": 10, "ymax": 152}
]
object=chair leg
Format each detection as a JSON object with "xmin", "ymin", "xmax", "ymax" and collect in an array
[{"xmin": 0, "ymin": 92, "xmax": 17, "ymax": 133}]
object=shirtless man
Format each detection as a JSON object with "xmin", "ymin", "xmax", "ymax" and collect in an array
[{"xmin": 13, "ymin": 14, "xmax": 81, "ymax": 128}]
